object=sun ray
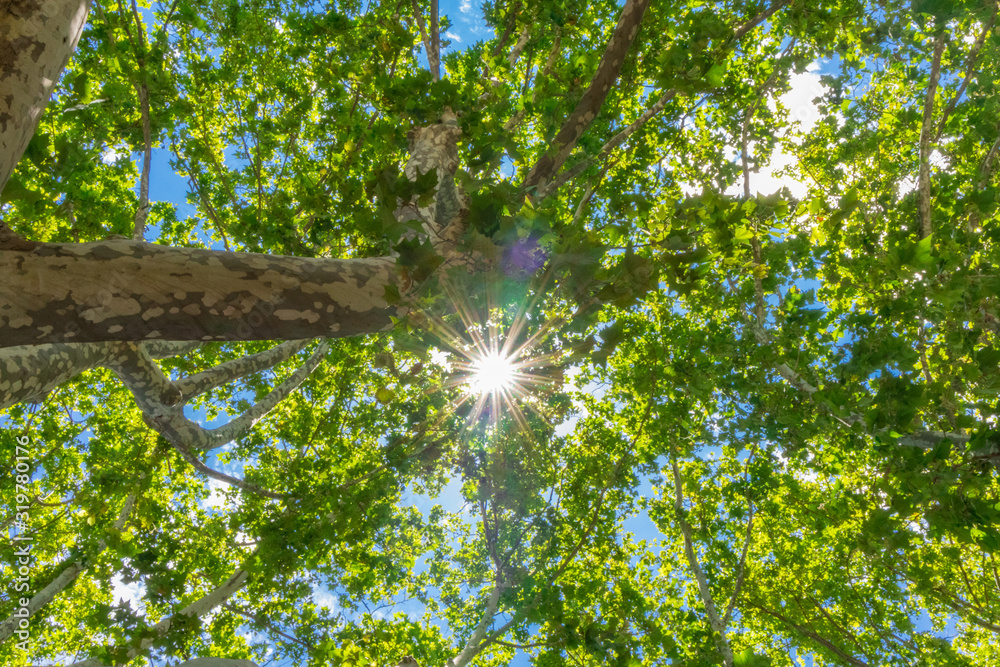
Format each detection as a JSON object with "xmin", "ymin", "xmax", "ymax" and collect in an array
[{"xmin": 393, "ymin": 268, "xmax": 574, "ymax": 443}]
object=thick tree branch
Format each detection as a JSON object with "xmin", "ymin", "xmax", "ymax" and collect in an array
[
  {"xmin": 0, "ymin": 342, "xmax": 117, "ymax": 409},
  {"xmin": 0, "ymin": 493, "xmax": 135, "ymax": 642},
  {"xmin": 172, "ymin": 339, "xmax": 310, "ymax": 400},
  {"xmin": 149, "ymin": 341, "xmax": 330, "ymax": 451},
  {"xmin": 143, "ymin": 341, "xmax": 202, "ymax": 359},
  {"xmin": 670, "ymin": 454, "xmax": 734, "ymax": 666},
  {"xmin": 105, "ymin": 342, "xmax": 184, "ymax": 412},
  {"xmin": 192, "ymin": 340, "xmax": 329, "ymax": 449},
  {"xmin": 1, "ymin": 240, "xmax": 400, "ymax": 346},
  {"xmin": 0, "ymin": 341, "xmax": 197, "ymax": 411},
  {"xmin": 0, "ymin": 0, "xmax": 90, "ymax": 193},
  {"xmin": 65, "ymin": 561, "xmax": 252, "ymax": 667},
  {"xmin": 399, "ymin": 109, "xmax": 466, "ymax": 255},
  {"xmin": 521, "ymin": 0, "xmax": 651, "ymax": 193},
  {"xmin": 918, "ymin": 32, "xmax": 946, "ymax": 240},
  {"xmin": 447, "ymin": 581, "xmax": 504, "ymax": 667},
  {"xmin": 934, "ymin": 5, "xmax": 997, "ymax": 143}
]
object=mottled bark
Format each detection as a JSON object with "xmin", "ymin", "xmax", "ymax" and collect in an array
[
  {"xmin": 401, "ymin": 108, "xmax": 465, "ymax": 249},
  {"xmin": 0, "ymin": 340, "xmax": 202, "ymax": 408},
  {"xmin": 0, "ymin": 240, "xmax": 400, "ymax": 346},
  {"xmin": 104, "ymin": 341, "xmax": 183, "ymax": 410},
  {"xmin": 2, "ymin": 105, "xmax": 466, "ymax": 349},
  {"xmin": 144, "ymin": 341, "xmax": 331, "ymax": 451},
  {"xmin": 0, "ymin": 0, "xmax": 89, "ymax": 193},
  {"xmin": 173, "ymin": 339, "xmax": 309, "ymax": 400},
  {"xmin": 143, "ymin": 340, "xmax": 202, "ymax": 358},
  {"xmin": 0, "ymin": 341, "xmax": 116, "ymax": 408},
  {"xmin": 521, "ymin": 0, "xmax": 650, "ymax": 193}
]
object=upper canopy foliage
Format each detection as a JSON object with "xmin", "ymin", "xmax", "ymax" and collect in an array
[{"xmin": 3, "ymin": 0, "xmax": 1000, "ymax": 665}]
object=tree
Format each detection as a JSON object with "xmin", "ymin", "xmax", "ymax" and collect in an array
[{"xmin": 2, "ymin": 0, "xmax": 1000, "ymax": 665}]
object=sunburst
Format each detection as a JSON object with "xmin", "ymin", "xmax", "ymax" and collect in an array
[
  {"xmin": 468, "ymin": 350, "xmax": 518, "ymax": 396},
  {"xmin": 414, "ymin": 271, "xmax": 568, "ymax": 435}
]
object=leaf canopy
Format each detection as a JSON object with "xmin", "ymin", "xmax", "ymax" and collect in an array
[{"xmin": 2, "ymin": 0, "xmax": 1000, "ymax": 666}]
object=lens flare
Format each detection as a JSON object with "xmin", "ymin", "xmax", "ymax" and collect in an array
[{"xmin": 469, "ymin": 351, "xmax": 517, "ymax": 396}]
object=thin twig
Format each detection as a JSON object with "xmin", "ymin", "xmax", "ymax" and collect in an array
[{"xmin": 170, "ymin": 439, "xmax": 287, "ymax": 499}]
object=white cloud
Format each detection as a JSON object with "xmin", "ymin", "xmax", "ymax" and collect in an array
[
  {"xmin": 460, "ymin": 0, "xmax": 472, "ymax": 14},
  {"xmin": 727, "ymin": 144, "xmax": 809, "ymax": 200},
  {"xmin": 313, "ymin": 586, "xmax": 340, "ymax": 612},
  {"xmin": 203, "ymin": 479, "xmax": 229, "ymax": 509},
  {"xmin": 445, "ymin": 31, "xmax": 462, "ymax": 43},
  {"xmin": 776, "ymin": 63, "xmax": 828, "ymax": 134},
  {"xmin": 111, "ymin": 573, "xmax": 144, "ymax": 608},
  {"xmin": 102, "ymin": 147, "xmax": 124, "ymax": 164},
  {"xmin": 726, "ymin": 63, "xmax": 829, "ymax": 199}
]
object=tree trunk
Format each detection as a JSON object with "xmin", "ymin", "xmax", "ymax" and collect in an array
[
  {"xmin": 0, "ymin": 0, "xmax": 89, "ymax": 193},
  {"xmin": 0, "ymin": 240, "xmax": 401, "ymax": 345}
]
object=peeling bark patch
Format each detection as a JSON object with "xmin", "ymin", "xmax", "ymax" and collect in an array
[
  {"xmin": 274, "ymin": 309, "xmax": 321, "ymax": 324},
  {"xmin": 0, "ymin": 36, "xmax": 40, "ymax": 79},
  {"xmin": 2, "ymin": 0, "xmax": 47, "ymax": 20}
]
